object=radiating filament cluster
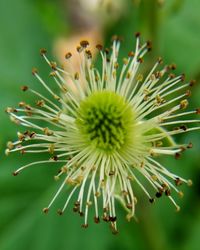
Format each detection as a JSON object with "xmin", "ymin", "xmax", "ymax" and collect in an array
[{"xmin": 6, "ymin": 33, "xmax": 199, "ymax": 234}]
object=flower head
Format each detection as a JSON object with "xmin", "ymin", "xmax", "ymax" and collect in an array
[{"xmin": 6, "ymin": 33, "xmax": 199, "ymax": 234}]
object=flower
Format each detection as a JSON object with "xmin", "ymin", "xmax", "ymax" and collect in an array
[{"xmin": 6, "ymin": 33, "xmax": 199, "ymax": 234}]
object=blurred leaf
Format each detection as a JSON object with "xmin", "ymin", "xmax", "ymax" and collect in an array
[
  {"xmin": 1, "ymin": 0, "xmax": 200, "ymax": 250},
  {"xmin": 34, "ymin": 0, "xmax": 69, "ymax": 36},
  {"xmin": 160, "ymin": 0, "xmax": 200, "ymax": 76},
  {"xmin": 182, "ymin": 207, "xmax": 200, "ymax": 250}
]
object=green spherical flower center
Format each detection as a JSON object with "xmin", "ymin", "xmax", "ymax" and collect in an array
[{"xmin": 76, "ymin": 91, "xmax": 135, "ymax": 153}]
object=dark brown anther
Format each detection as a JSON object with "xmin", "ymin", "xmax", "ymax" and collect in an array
[
  {"xmin": 40, "ymin": 48, "xmax": 47, "ymax": 56},
  {"xmin": 180, "ymin": 125, "xmax": 187, "ymax": 131},
  {"xmin": 65, "ymin": 52, "xmax": 72, "ymax": 59},
  {"xmin": 103, "ymin": 207, "xmax": 108, "ymax": 212},
  {"xmin": 17, "ymin": 132, "xmax": 25, "ymax": 141},
  {"xmin": 73, "ymin": 202, "xmax": 80, "ymax": 212},
  {"xmin": 74, "ymin": 201, "xmax": 80, "ymax": 207},
  {"xmin": 95, "ymin": 75, "xmax": 99, "ymax": 82},
  {"xmin": 146, "ymin": 40, "xmax": 152, "ymax": 51},
  {"xmin": 196, "ymin": 108, "xmax": 200, "ymax": 114},
  {"xmin": 126, "ymin": 203, "xmax": 132, "ymax": 209},
  {"xmin": 49, "ymin": 71, "xmax": 56, "ymax": 77},
  {"xmin": 121, "ymin": 190, "xmax": 128, "ymax": 196},
  {"xmin": 175, "ymin": 152, "xmax": 181, "ymax": 159},
  {"xmin": 81, "ymin": 224, "xmax": 88, "ymax": 228},
  {"xmin": 105, "ymin": 48, "xmax": 110, "ymax": 55},
  {"xmin": 36, "ymin": 100, "xmax": 45, "ymax": 107},
  {"xmin": 23, "ymin": 131, "xmax": 28, "ymax": 137},
  {"xmin": 50, "ymin": 62, "xmax": 57, "ymax": 70},
  {"xmin": 189, "ymin": 79, "xmax": 196, "ymax": 87},
  {"xmin": 32, "ymin": 68, "xmax": 38, "ymax": 75},
  {"xmin": 114, "ymin": 62, "xmax": 119, "ymax": 69},
  {"xmin": 161, "ymin": 183, "xmax": 167, "ymax": 190},
  {"xmin": 76, "ymin": 46, "xmax": 83, "ymax": 53},
  {"xmin": 94, "ymin": 216, "xmax": 100, "ymax": 224},
  {"xmin": 113, "ymin": 35, "xmax": 123, "ymax": 42},
  {"xmin": 24, "ymin": 130, "xmax": 30, "ymax": 136},
  {"xmin": 109, "ymin": 216, "xmax": 117, "ymax": 222},
  {"xmin": 57, "ymin": 209, "xmax": 63, "ymax": 215},
  {"xmin": 156, "ymin": 192, "xmax": 162, "ymax": 198},
  {"xmin": 79, "ymin": 211, "xmax": 84, "ymax": 217},
  {"xmin": 128, "ymin": 51, "xmax": 135, "ymax": 57},
  {"xmin": 155, "ymin": 71, "xmax": 161, "ymax": 79},
  {"xmin": 5, "ymin": 107, "xmax": 17, "ymax": 113},
  {"xmin": 135, "ymin": 32, "xmax": 141, "ymax": 38},
  {"xmin": 17, "ymin": 134, "xmax": 24, "ymax": 142},
  {"xmin": 111, "ymin": 229, "xmax": 119, "ymax": 235},
  {"xmin": 80, "ymin": 40, "xmax": 89, "ymax": 48},
  {"xmin": 18, "ymin": 101, "xmax": 26, "ymax": 107},
  {"xmin": 180, "ymin": 146, "xmax": 186, "ymax": 152},
  {"xmin": 110, "ymin": 224, "xmax": 119, "ymax": 235},
  {"xmin": 43, "ymin": 207, "xmax": 49, "ymax": 214},
  {"xmin": 73, "ymin": 206, "xmax": 79, "ymax": 212},
  {"xmin": 26, "ymin": 111, "xmax": 33, "ymax": 117},
  {"xmin": 137, "ymin": 57, "xmax": 143, "ymax": 63},
  {"xmin": 29, "ymin": 132, "xmax": 36, "ymax": 138},
  {"xmin": 21, "ymin": 85, "xmax": 28, "ymax": 91},
  {"xmin": 96, "ymin": 44, "xmax": 103, "ymax": 51},
  {"xmin": 85, "ymin": 50, "xmax": 92, "ymax": 59},
  {"xmin": 109, "ymin": 170, "xmax": 115, "ymax": 176},
  {"xmin": 52, "ymin": 155, "xmax": 58, "ymax": 161},
  {"xmin": 169, "ymin": 73, "xmax": 175, "ymax": 79},
  {"xmin": 175, "ymin": 177, "xmax": 183, "ymax": 186},
  {"xmin": 185, "ymin": 89, "xmax": 192, "ymax": 97},
  {"xmin": 111, "ymin": 35, "xmax": 123, "ymax": 42},
  {"xmin": 165, "ymin": 189, "xmax": 171, "ymax": 196},
  {"xmin": 159, "ymin": 186, "xmax": 165, "ymax": 192},
  {"xmin": 102, "ymin": 214, "xmax": 110, "ymax": 222},
  {"xmin": 74, "ymin": 72, "xmax": 79, "ymax": 80},
  {"xmin": 16, "ymin": 144, "xmax": 22, "ymax": 149},
  {"xmin": 12, "ymin": 171, "xmax": 18, "ymax": 176},
  {"xmin": 166, "ymin": 65, "xmax": 170, "ymax": 71},
  {"xmin": 157, "ymin": 57, "xmax": 163, "ymax": 64},
  {"xmin": 187, "ymin": 142, "xmax": 193, "ymax": 149},
  {"xmin": 173, "ymin": 126, "xmax": 180, "ymax": 131},
  {"xmin": 180, "ymin": 73, "xmax": 185, "ymax": 82},
  {"xmin": 111, "ymin": 35, "xmax": 118, "ymax": 41},
  {"xmin": 170, "ymin": 63, "xmax": 176, "ymax": 70},
  {"xmin": 106, "ymin": 57, "xmax": 110, "ymax": 63},
  {"xmin": 61, "ymin": 85, "xmax": 67, "ymax": 93},
  {"xmin": 25, "ymin": 105, "xmax": 32, "ymax": 111},
  {"xmin": 149, "ymin": 198, "xmax": 155, "ymax": 203}
]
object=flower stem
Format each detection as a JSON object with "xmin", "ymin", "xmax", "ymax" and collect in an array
[
  {"xmin": 138, "ymin": 0, "xmax": 160, "ymax": 56},
  {"xmin": 137, "ymin": 201, "xmax": 169, "ymax": 250}
]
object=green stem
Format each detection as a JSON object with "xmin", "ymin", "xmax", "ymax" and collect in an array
[
  {"xmin": 137, "ymin": 201, "xmax": 169, "ymax": 250},
  {"xmin": 138, "ymin": 0, "xmax": 160, "ymax": 57}
]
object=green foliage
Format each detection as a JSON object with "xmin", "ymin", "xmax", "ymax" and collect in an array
[{"xmin": 0, "ymin": 0, "xmax": 200, "ymax": 250}]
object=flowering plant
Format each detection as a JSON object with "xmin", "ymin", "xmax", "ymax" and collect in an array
[{"xmin": 6, "ymin": 34, "xmax": 199, "ymax": 234}]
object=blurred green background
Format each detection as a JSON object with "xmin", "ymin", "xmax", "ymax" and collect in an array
[{"xmin": 0, "ymin": 0, "xmax": 200, "ymax": 249}]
